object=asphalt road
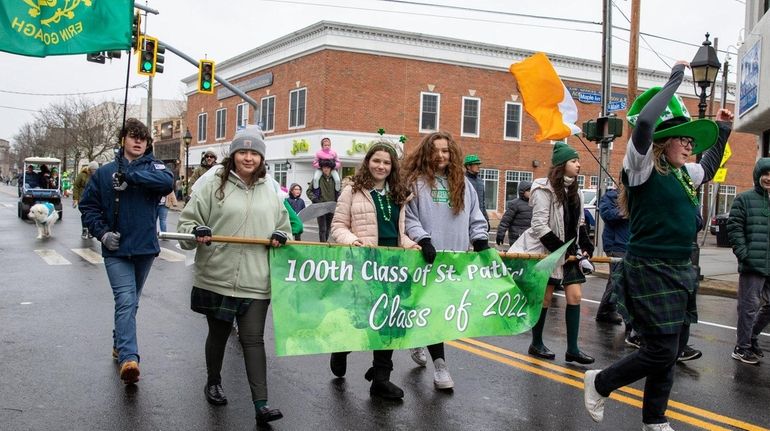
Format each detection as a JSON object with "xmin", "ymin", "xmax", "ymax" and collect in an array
[{"xmin": 1, "ymin": 184, "xmax": 768, "ymax": 431}]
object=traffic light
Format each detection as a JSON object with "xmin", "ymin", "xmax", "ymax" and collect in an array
[
  {"xmin": 198, "ymin": 60, "xmax": 215, "ymax": 94},
  {"xmin": 86, "ymin": 52, "xmax": 105, "ymax": 64},
  {"xmin": 155, "ymin": 42, "xmax": 165, "ymax": 74},
  {"xmin": 137, "ymin": 35, "xmax": 158, "ymax": 76},
  {"xmin": 131, "ymin": 12, "xmax": 141, "ymax": 53}
]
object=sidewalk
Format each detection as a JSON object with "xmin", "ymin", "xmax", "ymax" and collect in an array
[{"xmin": 591, "ymin": 234, "xmax": 739, "ymax": 299}]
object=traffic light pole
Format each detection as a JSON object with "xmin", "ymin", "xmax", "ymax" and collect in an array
[{"xmin": 159, "ymin": 41, "xmax": 259, "ymax": 111}]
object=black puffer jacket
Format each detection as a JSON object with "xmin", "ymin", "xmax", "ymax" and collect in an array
[
  {"xmin": 727, "ymin": 158, "xmax": 770, "ymax": 276},
  {"xmin": 496, "ymin": 181, "xmax": 532, "ymax": 245}
]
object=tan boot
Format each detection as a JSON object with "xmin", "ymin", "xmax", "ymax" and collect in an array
[{"xmin": 120, "ymin": 360, "xmax": 140, "ymax": 384}]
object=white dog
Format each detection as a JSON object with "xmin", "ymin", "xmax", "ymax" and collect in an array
[{"xmin": 28, "ymin": 202, "xmax": 59, "ymax": 239}]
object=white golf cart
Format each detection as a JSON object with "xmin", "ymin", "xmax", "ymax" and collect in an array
[{"xmin": 18, "ymin": 157, "xmax": 63, "ymax": 221}]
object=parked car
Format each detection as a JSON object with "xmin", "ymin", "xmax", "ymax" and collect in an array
[
  {"xmin": 709, "ymin": 213, "xmax": 729, "ymax": 235},
  {"xmin": 580, "ymin": 188, "xmax": 597, "ymax": 239}
]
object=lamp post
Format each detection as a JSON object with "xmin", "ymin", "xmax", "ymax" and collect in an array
[
  {"xmin": 183, "ymin": 129, "xmax": 192, "ymax": 200},
  {"xmin": 690, "ymin": 33, "xmax": 721, "ymax": 279}
]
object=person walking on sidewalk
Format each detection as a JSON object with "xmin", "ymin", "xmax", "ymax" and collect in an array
[
  {"xmin": 727, "ymin": 157, "xmax": 770, "ymax": 365},
  {"xmin": 583, "ymin": 61, "xmax": 734, "ymax": 431},
  {"xmin": 177, "ymin": 125, "xmax": 291, "ymax": 426},
  {"xmin": 79, "ymin": 118, "xmax": 174, "ymax": 385},
  {"xmin": 464, "ymin": 154, "xmax": 489, "ymax": 225},
  {"xmin": 329, "ymin": 141, "xmax": 418, "ymax": 399},
  {"xmin": 508, "ymin": 141, "xmax": 595, "ymax": 365},
  {"xmin": 402, "ymin": 131, "xmax": 489, "ymax": 390},
  {"xmin": 306, "ymin": 160, "xmax": 339, "ymax": 243}
]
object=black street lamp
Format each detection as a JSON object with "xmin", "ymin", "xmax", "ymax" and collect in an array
[
  {"xmin": 183, "ymin": 129, "xmax": 192, "ymax": 200},
  {"xmin": 690, "ymin": 33, "xmax": 722, "ymax": 119},
  {"xmin": 690, "ymin": 33, "xmax": 721, "ymax": 280}
]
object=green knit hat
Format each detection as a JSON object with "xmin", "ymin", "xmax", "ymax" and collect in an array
[
  {"xmin": 627, "ymin": 86, "xmax": 719, "ymax": 154},
  {"xmin": 552, "ymin": 141, "xmax": 579, "ymax": 166},
  {"xmin": 464, "ymin": 154, "xmax": 482, "ymax": 165}
]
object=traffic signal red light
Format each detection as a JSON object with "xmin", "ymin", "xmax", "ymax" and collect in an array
[{"xmin": 198, "ymin": 60, "xmax": 215, "ymax": 94}]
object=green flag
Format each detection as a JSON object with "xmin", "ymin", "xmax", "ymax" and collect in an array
[
  {"xmin": 0, "ymin": 0, "xmax": 133, "ymax": 57},
  {"xmin": 269, "ymin": 243, "xmax": 567, "ymax": 356}
]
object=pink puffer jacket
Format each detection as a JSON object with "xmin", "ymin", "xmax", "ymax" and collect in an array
[{"xmin": 331, "ymin": 185, "xmax": 416, "ymax": 248}]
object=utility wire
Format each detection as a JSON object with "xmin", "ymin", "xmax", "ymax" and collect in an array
[
  {"xmin": 0, "ymin": 105, "xmax": 39, "ymax": 112},
  {"xmin": 0, "ymin": 82, "xmax": 147, "ymax": 97},
  {"xmin": 611, "ymin": 1, "xmax": 671, "ymax": 69}
]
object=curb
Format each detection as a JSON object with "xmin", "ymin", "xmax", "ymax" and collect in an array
[{"xmin": 594, "ymin": 270, "xmax": 737, "ymax": 299}]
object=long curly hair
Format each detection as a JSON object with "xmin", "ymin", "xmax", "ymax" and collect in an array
[
  {"xmin": 214, "ymin": 154, "xmax": 267, "ymax": 200},
  {"xmin": 402, "ymin": 131, "xmax": 465, "ymax": 214},
  {"xmin": 351, "ymin": 141, "xmax": 410, "ymax": 205},
  {"xmin": 547, "ymin": 163, "xmax": 580, "ymax": 208}
]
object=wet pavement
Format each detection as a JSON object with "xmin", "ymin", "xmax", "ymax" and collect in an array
[{"xmin": 1, "ymin": 185, "xmax": 768, "ymax": 431}]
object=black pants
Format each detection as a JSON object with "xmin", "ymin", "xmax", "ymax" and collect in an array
[
  {"xmin": 332, "ymin": 350, "xmax": 395, "ymax": 372},
  {"xmin": 205, "ymin": 299, "xmax": 270, "ymax": 401},
  {"xmin": 594, "ymin": 324, "xmax": 689, "ymax": 424},
  {"xmin": 597, "ymin": 251, "xmax": 625, "ymax": 315},
  {"xmin": 317, "ymin": 213, "xmax": 333, "ymax": 243}
]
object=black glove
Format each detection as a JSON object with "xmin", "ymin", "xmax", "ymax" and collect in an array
[
  {"xmin": 101, "ymin": 231, "xmax": 121, "ymax": 251},
  {"xmin": 194, "ymin": 225, "xmax": 213, "ymax": 246},
  {"xmin": 418, "ymin": 238, "xmax": 436, "ymax": 264},
  {"xmin": 495, "ymin": 236, "xmax": 503, "ymax": 246},
  {"xmin": 270, "ymin": 231, "xmax": 288, "ymax": 246},
  {"xmin": 112, "ymin": 172, "xmax": 127, "ymax": 191},
  {"xmin": 473, "ymin": 239, "xmax": 490, "ymax": 252}
]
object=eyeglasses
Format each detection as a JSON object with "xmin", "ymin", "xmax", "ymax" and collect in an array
[
  {"xmin": 673, "ymin": 137, "xmax": 694, "ymax": 148},
  {"xmin": 205, "ymin": 155, "xmax": 216, "ymax": 159}
]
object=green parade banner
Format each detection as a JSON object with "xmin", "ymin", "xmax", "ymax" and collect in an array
[
  {"xmin": 0, "ymin": 0, "xmax": 133, "ymax": 57},
  {"xmin": 269, "ymin": 243, "xmax": 568, "ymax": 356}
]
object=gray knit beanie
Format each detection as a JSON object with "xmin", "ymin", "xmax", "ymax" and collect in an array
[{"xmin": 229, "ymin": 125, "xmax": 266, "ymax": 158}]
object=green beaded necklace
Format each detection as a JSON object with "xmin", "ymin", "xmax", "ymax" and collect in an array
[
  {"xmin": 373, "ymin": 189, "xmax": 392, "ymax": 222},
  {"xmin": 669, "ymin": 163, "xmax": 699, "ymax": 207}
]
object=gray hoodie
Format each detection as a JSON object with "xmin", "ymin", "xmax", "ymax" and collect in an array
[{"xmin": 405, "ymin": 176, "xmax": 488, "ymax": 251}]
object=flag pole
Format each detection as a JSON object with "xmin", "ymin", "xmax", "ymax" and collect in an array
[{"xmin": 158, "ymin": 233, "xmax": 620, "ymax": 263}]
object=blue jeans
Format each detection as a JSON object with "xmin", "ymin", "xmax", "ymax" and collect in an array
[
  {"xmin": 105, "ymin": 255, "xmax": 155, "ymax": 364},
  {"xmin": 157, "ymin": 205, "xmax": 169, "ymax": 233}
]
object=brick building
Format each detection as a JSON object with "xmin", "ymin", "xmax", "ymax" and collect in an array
[{"xmin": 183, "ymin": 21, "xmax": 755, "ymax": 219}]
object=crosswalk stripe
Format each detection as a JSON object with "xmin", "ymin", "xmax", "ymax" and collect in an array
[
  {"xmin": 34, "ymin": 249, "xmax": 71, "ymax": 265},
  {"xmin": 159, "ymin": 247, "xmax": 185, "ymax": 262},
  {"xmin": 71, "ymin": 248, "xmax": 103, "ymax": 264}
]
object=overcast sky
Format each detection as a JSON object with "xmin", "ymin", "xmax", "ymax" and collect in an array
[{"xmin": 1, "ymin": 0, "xmax": 746, "ymax": 143}]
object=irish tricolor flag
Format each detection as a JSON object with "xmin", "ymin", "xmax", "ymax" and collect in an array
[{"xmin": 509, "ymin": 53, "xmax": 581, "ymax": 142}]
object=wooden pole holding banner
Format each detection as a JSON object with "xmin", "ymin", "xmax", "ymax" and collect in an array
[{"xmin": 159, "ymin": 233, "xmax": 621, "ymax": 263}]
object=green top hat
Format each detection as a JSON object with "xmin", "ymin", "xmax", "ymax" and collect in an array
[
  {"xmin": 626, "ymin": 86, "xmax": 719, "ymax": 154},
  {"xmin": 464, "ymin": 154, "xmax": 482, "ymax": 165}
]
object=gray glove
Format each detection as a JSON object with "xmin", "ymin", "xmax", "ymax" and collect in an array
[
  {"xmin": 101, "ymin": 231, "xmax": 121, "ymax": 251},
  {"xmin": 112, "ymin": 172, "xmax": 128, "ymax": 191}
]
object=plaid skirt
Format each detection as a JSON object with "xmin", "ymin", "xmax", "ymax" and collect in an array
[
  {"xmin": 190, "ymin": 286, "xmax": 254, "ymax": 323},
  {"xmin": 614, "ymin": 254, "xmax": 698, "ymax": 335}
]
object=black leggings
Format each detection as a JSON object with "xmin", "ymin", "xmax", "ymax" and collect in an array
[
  {"xmin": 205, "ymin": 299, "xmax": 270, "ymax": 401},
  {"xmin": 426, "ymin": 343, "xmax": 445, "ymax": 362},
  {"xmin": 594, "ymin": 324, "xmax": 689, "ymax": 424}
]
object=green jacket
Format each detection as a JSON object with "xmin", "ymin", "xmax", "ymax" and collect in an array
[
  {"xmin": 177, "ymin": 172, "xmax": 291, "ymax": 299},
  {"xmin": 727, "ymin": 158, "xmax": 770, "ymax": 276}
]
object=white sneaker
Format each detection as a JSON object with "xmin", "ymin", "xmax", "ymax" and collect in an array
[
  {"xmin": 642, "ymin": 423, "xmax": 675, "ymax": 431},
  {"xmin": 584, "ymin": 370, "xmax": 606, "ymax": 422},
  {"xmin": 410, "ymin": 347, "xmax": 427, "ymax": 367},
  {"xmin": 433, "ymin": 358, "xmax": 454, "ymax": 389}
]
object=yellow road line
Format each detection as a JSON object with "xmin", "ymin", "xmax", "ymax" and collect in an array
[
  {"xmin": 448, "ymin": 339, "xmax": 767, "ymax": 431},
  {"xmin": 458, "ymin": 338, "xmax": 768, "ymax": 431}
]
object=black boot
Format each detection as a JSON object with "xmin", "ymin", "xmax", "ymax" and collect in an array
[
  {"xmin": 330, "ymin": 352, "xmax": 347, "ymax": 377},
  {"xmin": 364, "ymin": 367, "xmax": 404, "ymax": 400}
]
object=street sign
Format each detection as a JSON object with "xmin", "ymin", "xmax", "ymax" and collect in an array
[
  {"xmin": 720, "ymin": 142, "xmax": 732, "ymax": 168},
  {"xmin": 713, "ymin": 168, "xmax": 727, "ymax": 183}
]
